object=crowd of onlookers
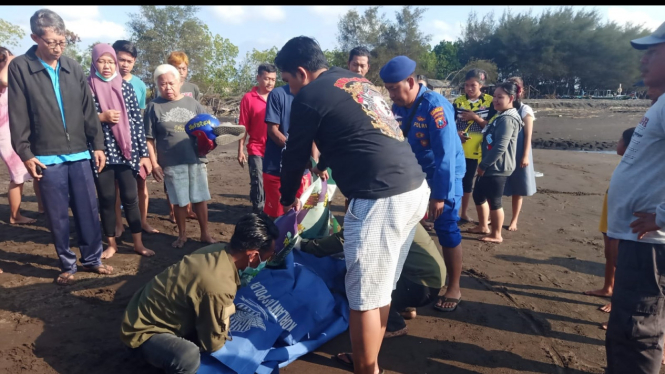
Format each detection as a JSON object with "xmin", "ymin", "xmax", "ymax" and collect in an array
[{"xmin": 2, "ymin": 7, "xmax": 665, "ymax": 374}]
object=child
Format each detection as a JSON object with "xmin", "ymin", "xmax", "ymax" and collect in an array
[{"xmin": 584, "ymin": 127, "xmax": 634, "ymax": 325}]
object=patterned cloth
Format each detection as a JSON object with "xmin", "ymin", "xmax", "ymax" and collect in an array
[
  {"xmin": 0, "ymin": 87, "xmax": 32, "ymax": 184},
  {"xmin": 343, "ymin": 180, "xmax": 430, "ymax": 311},
  {"xmin": 91, "ymin": 80, "xmax": 148, "ymax": 175}
]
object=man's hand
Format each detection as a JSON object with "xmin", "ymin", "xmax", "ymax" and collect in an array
[
  {"xmin": 24, "ymin": 158, "xmax": 46, "ymax": 180},
  {"xmin": 311, "ymin": 166, "xmax": 329, "ymax": 181},
  {"xmin": 458, "ymin": 131, "xmax": 470, "ymax": 144},
  {"xmin": 630, "ymin": 212, "xmax": 661, "ymax": 240},
  {"xmin": 521, "ymin": 156, "xmax": 530, "ymax": 168},
  {"xmin": 476, "ymin": 166, "xmax": 485, "ymax": 177},
  {"xmin": 94, "ymin": 150, "xmax": 106, "ymax": 173},
  {"xmin": 282, "ymin": 197, "xmax": 302, "ymax": 214},
  {"xmin": 460, "ymin": 111, "xmax": 479, "ymax": 123},
  {"xmin": 139, "ymin": 157, "xmax": 152, "ymax": 175},
  {"xmin": 429, "ymin": 199, "xmax": 444, "ymax": 221},
  {"xmin": 237, "ymin": 150, "xmax": 246, "ymax": 168},
  {"xmin": 152, "ymin": 163, "xmax": 164, "ymax": 182},
  {"xmin": 100, "ymin": 110, "xmax": 120, "ymax": 124}
]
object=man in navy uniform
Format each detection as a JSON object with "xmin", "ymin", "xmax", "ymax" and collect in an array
[{"xmin": 382, "ymin": 56, "xmax": 465, "ymax": 313}]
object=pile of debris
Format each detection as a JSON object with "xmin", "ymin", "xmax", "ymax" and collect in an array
[{"xmin": 200, "ymin": 94, "xmax": 242, "ymax": 122}]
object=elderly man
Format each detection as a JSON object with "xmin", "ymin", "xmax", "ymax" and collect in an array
[
  {"xmin": 237, "ymin": 63, "xmax": 277, "ymax": 214},
  {"xmin": 605, "ymin": 22, "xmax": 665, "ymax": 374},
  {"xmin": 382, "ymin": 56, "xmax": 466, "ymax": 313},
  {"xmin": 121, "ymin": 213, "xmax": 278, "ymax": 374},
  {"xmin": 275, "ymin": 36, "xmax": 428, "ymax": 374},
  {"xmin": 347, "ymin": 46, "xmax": 370, "ymax": 77},
  {"xmin": 9, "ymin": 9, "xmax": 111, "ymax": 285}
]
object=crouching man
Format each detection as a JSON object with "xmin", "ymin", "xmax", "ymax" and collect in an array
[{"xmin": 120, "ymin": 213, "xmax": 278, "ymax": 374}]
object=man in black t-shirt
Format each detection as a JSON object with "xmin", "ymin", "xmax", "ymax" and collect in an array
[{"xmin": 275, "ymin": 36, "xmax": 429, "ymax": 374}]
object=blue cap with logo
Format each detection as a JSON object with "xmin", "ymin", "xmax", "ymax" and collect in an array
[
  {"xmin": 631, "ymin": 21, "xmax": 665, "ymax": 50},
  {"xmin": 380, "ymin": 56, "xmax": 417, "ymax": 83}
]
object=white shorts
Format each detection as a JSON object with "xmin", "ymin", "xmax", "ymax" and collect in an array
[
  {"xmin": 163, "ymin": 163, "xmax": 211, "ymax": 207},
  {"xmin": 343, "ymin": 180, "xmax": 430, "ymax": 311}
]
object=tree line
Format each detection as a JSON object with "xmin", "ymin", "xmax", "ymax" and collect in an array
[{"xmin": 0, "ymin": 6, "xmax": 652, "ymax": 98}]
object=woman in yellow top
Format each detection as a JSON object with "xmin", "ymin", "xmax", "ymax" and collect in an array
[{"xmin": 453, "ymin": 69, "xmax": 497, "ymax": 222}]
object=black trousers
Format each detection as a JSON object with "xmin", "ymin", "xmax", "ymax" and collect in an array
[
  {"xmin": 606, "ymin": 240, "xmax": 665, "ymax": 374},
  {"xmin": 462, "ymin": 158, "xmax": 479, "ymax": 193},
  {"xmin": 472, "ymin": 175, "xmax": 508, "ymax": 210},
  {"xmin": 387, "ymin": 277, "xmax": 439, "ymax": 332},
  {"xmin": 94, "ymin": 164, "xmax": 142, "ymax": 237}
]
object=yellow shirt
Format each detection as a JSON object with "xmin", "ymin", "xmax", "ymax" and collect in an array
[
  {"xmin": 120, "ymin": 245, "xmax": 240, "ymax": 352},
  {"xmin": 453, "ymin": 93, "xmax": 494, "ymax": 160}
]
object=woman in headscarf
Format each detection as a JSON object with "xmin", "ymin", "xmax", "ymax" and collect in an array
[
  {"xmin": 145, "ymin": 64, "xmax": 216, "ymax": 248},
  {"xmin": 88, "ymin": 43, "xmax": 154, "ymax": 259},
  {"xmin": 0, "ymin": 46, "xmax": 43, "ymax": 225},
  {"xmin": 453, "ymin": 69, "xmax": 496, "ymax": 223},
  {"xmin": 503, "ymin": 77, "xmax": 537, "ymax": 231}
]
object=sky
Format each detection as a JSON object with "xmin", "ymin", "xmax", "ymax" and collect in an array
[{"xmin": 3, "ymin": 5, "xmax": 664, "ymax": 61}]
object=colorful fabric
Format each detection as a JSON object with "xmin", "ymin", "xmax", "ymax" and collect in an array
[{"xmin": 0, "ymin": 88, "xmax": 31, "ymax": 184}]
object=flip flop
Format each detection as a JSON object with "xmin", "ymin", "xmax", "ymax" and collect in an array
[
  {"xmin": 434, "ymin": 296, "xmax": 461, "ymax": 312},
  {"xmin": 80, "ymin": 264, "xmax": 113, "ymax": 275},
  {"xmin": 332, "ymin": 353, "xmax": 385, "ymax": 374},
  {"xmin": 55, "ymin": 272, "xmax": 75, "ymax": 286}
]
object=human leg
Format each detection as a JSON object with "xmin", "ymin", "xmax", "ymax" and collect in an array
[
  {"xmin": 248, "ymin": 156, "xmax": 265, "ymax": 213},
  {"xmin": 164, "ymin": 165, "xmax": 192, "ymax": 248},
  {"xmin": 479, "ymin": 176, "xmax": 507, "ymax": 243},
  {"xmin": 33, "ymin": 178, "xmax": 44, "ymax": 213},
  {"xmin": 468, "ymin": 176, "xmax": 490, "ymax": 234},
  {"xmin": 139, "ymin": 333, "xmax": 201, "ymax": 374},
  {"xmin": 114, "ymin": 182, "xmax": 124, "ymax": 237},
  {"xmin": 189, "ymin": 163, "xmax": 214, "ymax": 244},
  {"xmin": 585, "ymin": 233, "xmax": 615, "ymax": 297},
  {"xmin": 94, "ymin": 166, "xmax": 120, "ymax": 259},
  {"xmin": 262, "ymin": 172, "xmax": 282, "ymax": 219},
  {"xmin": 606, "ymin": 241, "xmax": 665, "ymax": 374},
  {"xmin": 8, "ymin": 181, "xmax": 36, "ymax": 224},
  {"xmin": 507, "ymin": 195, "xmax": 523, "ymax": 231},
  {"xmin": 136, "ymin": 177, "xmax": 158, "ymax": 233},
  {"xmin": 116, "ymin": 166, "xmax": 154, "ymax": 257},
  {"xmin": 460, "ymin": 158, "xmax": 478, "ymax": 222}
]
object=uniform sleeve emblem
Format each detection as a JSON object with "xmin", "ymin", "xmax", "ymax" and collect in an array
[
  {"xmin": 415, "ymin": 132, "xmax": 425, "ymax": 138},
  {"xmin": 420, "ymin": 139, "xmax": 430, "ymax": 147}
]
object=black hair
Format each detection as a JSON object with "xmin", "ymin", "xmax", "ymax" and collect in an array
[
  {"xmin": 416, "ymin": 74, "xmax": 427, "ymax": 82},
  {"xmin": 495, "ymin": 81, "xmax": 522, "ymax": 110},
  {"xmin": 622, "ymin": 127, "xmax": 636, "ymax": 145},
  {"xmin": 0, "ymin": 47, "xmax": 13, "ymax": 64},
  {"xmin": 348, "ymin": 46, "xmax": 371, "ymax": 63},
  {"xmin": 229, "ymin": 213, "xmax": 279, "ymax": 255},
  {"xmin": 257, "ymin": 63, "xmax": 277, "ymax": 76},
  {"xmin": 275, "ymin": 36, "xmax": 329, "ymax": 76},
  {"xmin": 112, "ymin": 40, "xmax": 138, "ymax": 59},
  {"xmin": 465, "ymin": 68, "xmax": 487, "ymax": 85}
]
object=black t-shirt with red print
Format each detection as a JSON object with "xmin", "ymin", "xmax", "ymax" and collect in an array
[{"xmin": 280, "ymin": 67, "xmax": 425, "ymax": 205}]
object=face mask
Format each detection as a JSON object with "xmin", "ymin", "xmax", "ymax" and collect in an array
[
  {"xmin": 95, "ymin": 71, "xmax": 117, "ymax": 82},
  {"xmin": 238, "ymin": 253, "xmax": 267, "ymax": 287}
]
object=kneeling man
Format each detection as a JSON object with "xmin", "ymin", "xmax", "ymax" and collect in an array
[{"xmin": 120, "ymin": 213, "xmax": 278, "ymax": 374}]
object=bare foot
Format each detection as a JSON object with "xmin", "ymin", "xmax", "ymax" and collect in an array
[
  {"xmin": 187, "ymin": 211, "xmax": 198, "ymax": 220},
  {"xmin": 172, "ymin": 237, "xmax": 187, "ymax": 248},
  {"xmin": 600, "ymin": 303, "xmax": 612, "ymax": 313},
  {"xmin": 479, "ymin": 234, "xmax": 503, "ymax": 243},
  {"xmin": 601, "ymin": 322, "xmax": 608, "ymax": 330},
  {"xmin": 10, "ymin": 215, "xmax": 37, "ymax": 225},
  {"xmin": 55, "ymin": 272, "xmax": 75, "ymax": 285},
  {"xmin": 584, "ymin": 289, "xmax": 613, "ymax": 297},
  {"xmin": 168, "ymin": 214, "xmax": 176, "ymax": 224},
  {"xmin": 201, "ymin": 234, "xmax": 217, "ymax": 244},
  {"xmin": 81, "ymin": 264, "xmax": 113, "ymax": 274},
  {"xmin": 508, "ymin": 222, "xmax": 518, "ymax": 231},
  {"xmin": 142, "ymin": 223, "xmax": 160, "ymax": 234},
  {"xmin": 101, "ymin": 246, "xmax": 118, "ymax": 259},
  {"xmin": 115, "ymin": 224, "xmax": 124, "ymax": 238},
  {"xmin": 0, "ymin": 268, "xmax": 3, "ymax": 273},
  {"xmin": 134, "ymin": 244, "xmax": 155, "ymax": 257},
  {"xmin": 467, "ymin": 225, "xmax": 490, "ymax": 234}
]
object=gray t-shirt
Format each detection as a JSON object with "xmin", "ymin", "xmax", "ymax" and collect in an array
[
  {"xmin": 145, "ymin": 96, "xmax": 206, "ymax": 168},
  {"xmin": 181, "ymin": 81, "xmax": 201, "ymax": 101}
]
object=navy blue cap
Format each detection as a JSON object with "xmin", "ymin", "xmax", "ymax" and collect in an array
[
  {"xmin": 631, "ymin": 21, "xmax": 665, "ymax": 50},
  {"xmin": 379, "ymin": 56, "xmax": 416, "ymax": 83}
]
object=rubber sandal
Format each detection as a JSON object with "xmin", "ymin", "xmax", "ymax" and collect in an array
[
  {"xmin": 434, "ymin": 296, "xmax": 461, "ymax": 312},
  {"xmin": 55, "ymin": 272, "xmax": 76, "ymax": 286}
]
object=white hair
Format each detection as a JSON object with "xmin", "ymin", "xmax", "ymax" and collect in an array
[{"xmin": 153, "ymin": 64, "xmax": 180, "ymax": 86}]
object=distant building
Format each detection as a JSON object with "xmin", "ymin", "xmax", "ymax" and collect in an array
[{"xmin": 426, "ymin": 79, "xmax": 458, "ymax": 97}]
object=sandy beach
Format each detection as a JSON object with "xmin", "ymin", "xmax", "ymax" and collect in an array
[{"xmin": 0, "ymin": 102, "xmax": 660, "ymax": 374}]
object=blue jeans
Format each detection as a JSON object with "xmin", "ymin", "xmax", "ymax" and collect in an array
[
  {"xmin": 139, "ymin": 333, "xmax": 200, "ymax": 374},
  {"xmin": 39, "ymin": 160, "xmax": 103, "ymax": 273}
]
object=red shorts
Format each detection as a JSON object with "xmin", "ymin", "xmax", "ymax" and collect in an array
[{"xmin": 263, "ymin": 172, "xmax": 312, "ymax": 218}]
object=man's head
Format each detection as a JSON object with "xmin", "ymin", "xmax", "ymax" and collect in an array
[
  {"xmin": 29, "ymin": 9, "xmax": 67, "ymax": 62},
  {"xmin": 154, "ymin": 64, "xmax": 182, "ymax": 100},
  {"xmin": 274, "ymin": 36, "xmax": 329, "ymax": 95},
  {"xmin": 463, "ymin": 69, "xmax": 487, "ymax": 100},
  {"xmin": 348, "ymin": 46, "xmax": 370, "ymax": 77},
  {"xmin": 380, "ymin": 56, "xmax": 419, "ymax": 108},
  {"xmin": 112, "ymin": 40, "xmax": 138, "ymax": 78},
  {"xmin": 256, "ymin": 63, "xmax": 277, "ymax": 93},
  {"xmin": 228, "ymin": 213, "xmax": 279, "ymax": 271},
  {"xmin": 416, "ymin": 74, "xmax": 427, "ymax": 86},
  {"xmin": 167, "ymin": 51, "xmax": 190, "ymax": 81},
  {"xmin": 632, "ymin": 21, "xmax": 665, "ymax": 91}
]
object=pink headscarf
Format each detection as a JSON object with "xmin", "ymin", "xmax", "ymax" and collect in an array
[{"xmin": 87, "ymin": 43, "xmax": 131, "ymax": 160}]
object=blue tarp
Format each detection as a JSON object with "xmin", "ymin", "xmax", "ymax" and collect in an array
[{"xmin": 197, "ymin": 249, "xmax": 348, "ymax": 374}]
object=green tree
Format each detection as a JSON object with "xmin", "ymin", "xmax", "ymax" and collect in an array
[
  {"xmin": 126, "ymin": 6, "xmax": 214, "ymax": 94},
  {"xmin": 451, "ymin": 59, "xmax": 498, "ymax": 87},
  {"xmin": 432, "ymin": 40, "xmax": 463, "ymax": 80},
  {"xmin": 337, "ymin": 6, "xmax": 388, "ymax": 52},
  {"xmin": 196, "ymin": 35, "xmax": 239, "ymax": 96},
  {"xmin": 61, "ymin": 30, "xmax": 98, "ymax": 73},
  {"xmin": 324, "ymin": 49, "xmax": 347, "ymax": 68},
  {"xmin": 0, "ymin": 19, "xmax": 25, "ymax": 49},
  {"xmin": 235, "ymin": 47, "xmax": 280, "ymax": 95}
]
